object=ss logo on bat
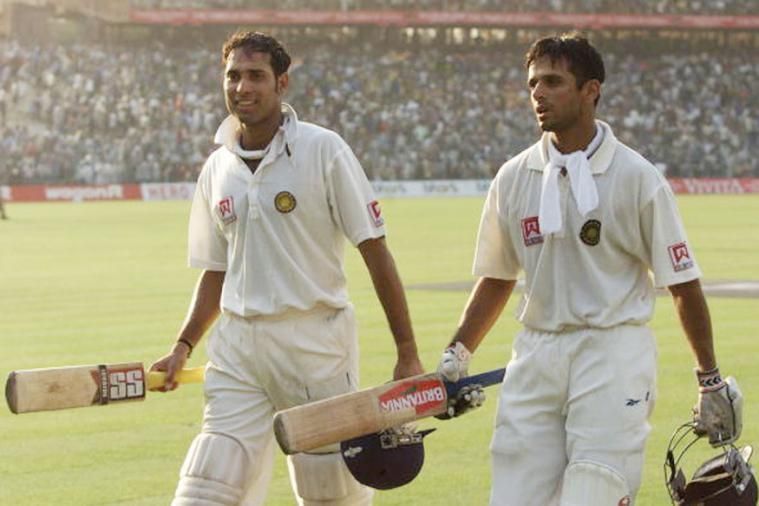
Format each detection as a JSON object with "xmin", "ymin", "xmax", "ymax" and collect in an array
[{"xmin": 109, "ymin": 369, "xmax": 145, "ymax": 400}]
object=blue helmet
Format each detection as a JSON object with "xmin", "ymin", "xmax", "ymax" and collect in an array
[{"xmin": 341, "ymin": 426, "xmax": 435, "ymax": 490}]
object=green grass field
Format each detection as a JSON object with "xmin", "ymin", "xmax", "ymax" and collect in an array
[{"xmin": 1, "ymin": 195, "xmax": 757, "ymax": 505}]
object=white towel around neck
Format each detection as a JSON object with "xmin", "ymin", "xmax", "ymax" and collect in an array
[
  {"xmin": 231, "ymin": 142, "xmax": 268, "ymax": 160},
  {"xmin": 538, "ymin": 126, "xmax": 603, "ymax": 236},
  {"xmin": 214, "ymin": 115, "xmax": 271, "ymax": 160}
]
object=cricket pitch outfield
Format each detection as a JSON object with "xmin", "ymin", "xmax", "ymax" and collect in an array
[{"xmin": 0, "ymin": 195, "xmax": 757, "ymax": 505}]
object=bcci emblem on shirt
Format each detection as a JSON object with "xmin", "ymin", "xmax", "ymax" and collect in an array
[
  {"xmin": 274, "ymin": 191, "xmax": 297, "ymax": 213},
  {"xmin": 579, "ymin": 219, "xmax": 602, "ymax": 246}
]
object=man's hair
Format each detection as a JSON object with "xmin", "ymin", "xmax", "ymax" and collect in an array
[
  {"xmin": 524, "ymin": 33, "xmax": 605, "ymax": 102},
  {"xmin": 221, "ymin": 30, "xmax": 291, "ymax": 77}
]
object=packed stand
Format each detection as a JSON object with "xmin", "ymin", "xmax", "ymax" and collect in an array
[
  {"xmin": 130, "ymin": 0, "xmax": 759, "ymax": 15},
  {"xmin": 0, "ymin": 41, "xmax": 218, "ymax": 185},
  {"xmin": 1, "ymin": 39, "xmax": 757, "ymax": 184}
]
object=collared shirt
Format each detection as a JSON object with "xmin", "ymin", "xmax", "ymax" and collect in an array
[
  {"xmin": 474, "ymin": 120, "xmax": 701, "ymax": 332},
  {"xmin": 189, "ymin": 103, "xmax": 385, "ymax": 317}
]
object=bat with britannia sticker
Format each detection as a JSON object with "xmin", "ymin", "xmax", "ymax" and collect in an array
[
  {"xmin": 5, "ymin": 363, "xmax": 205, "ymax": 414},
  {"xmin": 273, "ymin": 368, "xmax": 505, "ymax": 455}
]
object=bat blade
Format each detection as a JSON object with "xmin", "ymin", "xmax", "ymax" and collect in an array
[
  {"xmin": 273, "ymin": 368, "xmax": 505, "ymax": 455},
  {"xmin": 5, "ymin": 363, "xmax": 205, "ymax": 414}
]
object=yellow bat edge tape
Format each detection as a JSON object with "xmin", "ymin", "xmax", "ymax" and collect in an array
[{"xmin": 146, "ymin": 367, "xmax": 205, "ymax": 390}]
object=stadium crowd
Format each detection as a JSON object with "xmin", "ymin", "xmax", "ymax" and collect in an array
[
  {"xmin": 1, "ymin": 38, "xmax": 757, "ymax": 184},
  {"xmin": 130, "ymin": 0, "xmax": 759, "ymax": 16}
]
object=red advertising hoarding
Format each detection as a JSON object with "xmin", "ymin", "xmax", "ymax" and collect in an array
[
  {"xmin": 5, "ymin": 184, "xmax": 142, "ymax": 202},
  {"xmin": 2, "ymin": 179, "xmax": 758, "ymax": 203},
  {"xmin": 129, "ymin": 9, "xmax": 759, "ymax": 30}
]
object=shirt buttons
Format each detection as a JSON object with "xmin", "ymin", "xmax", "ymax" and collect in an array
[{"xmin": 248, "ymin": 187, "xmax": 260, "ymax": 220}]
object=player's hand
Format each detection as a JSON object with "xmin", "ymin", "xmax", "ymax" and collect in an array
[
  {"xmin": 393, "ymin": 353, "xmax": 425, "ymax": 380},
  {"xmin": 148, "ymin": 343, "xmax": 190, "ymax": 392},
  {"xmin": 693, "ymin": 368, "xmax": 743, "ymax": 447},
  {"xmin": 437, "ymin": 341, "xmax": 471, "ymax": 382},
  {"xmin": 435, "ymin": 383, "xmax": 486, "ymax": 420}
]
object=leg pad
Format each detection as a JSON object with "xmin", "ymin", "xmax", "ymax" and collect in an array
[
  {"xmin": 288, "ymin": 452, "xmax": 372, "ymax": 505},
  {"xmin": 560, "ymin": 460, "xmax": 632, "ymax": 506},
  {"xmin": 172, "ymin": 433, "xmax": 249, "ymax": 506}
]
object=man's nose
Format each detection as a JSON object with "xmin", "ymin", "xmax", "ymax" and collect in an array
[
  {"xmin": 532, "ymin": 82, "xmax": 545, "ymax": 101},
  {"xmin": 236, "ymin": 77, "xmax": 253, "ymax": 93}
]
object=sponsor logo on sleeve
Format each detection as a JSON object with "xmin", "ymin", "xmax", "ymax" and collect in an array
[
  {"xmin": 367, "ymin": 200, "xmax": 384, "ymax": 227},
  {"xmin": 216, "ymin": 196, "xmax": 237, "ymax": 224},
  {"xmin": 668, "ymin": 242, "xmax": 694, "ymax": 272},
  {"xmin": 377, "ymin": 379, "xmax": 446, "ymax": 416},
  {"xmin": 521, "ymin": 216, "xmax": 544, "ymax": 246}
]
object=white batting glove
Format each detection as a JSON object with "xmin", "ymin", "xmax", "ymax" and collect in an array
[
  {"xmin": 693, "ymin": 368, "xmax": 743, "ymax": 447},
  {"xmin": 435, "ymin": 384, "xmax": 487, "ymax": 420},
  {"xmin": 437, "ymin": 341, "xmax": 471, "ymax": 382}
]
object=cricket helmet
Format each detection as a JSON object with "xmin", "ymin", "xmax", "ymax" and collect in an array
[
  {"xmin": 340, "ymin": 426, "xmax": 435, "ymax": 490},
  {"xmin": 665, "ymin": 422, "xmax": 757, "ymax": 505}
]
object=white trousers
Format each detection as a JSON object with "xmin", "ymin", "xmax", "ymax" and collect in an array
[
  {"xmin": 490, "ymin": 324, "xmax": 657, "ymax": 506},
  {"xmin": 197, "ymin": 305, "xmax": 366, "ymax": 504}
]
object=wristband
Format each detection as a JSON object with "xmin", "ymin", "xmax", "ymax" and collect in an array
[
  {"xmin": 177, "ymin": 338, "xmax": 194, "ymax": 358},
  {"xmin": 696, "ymin": 367, "xmax": 723, "ymax": 392}
]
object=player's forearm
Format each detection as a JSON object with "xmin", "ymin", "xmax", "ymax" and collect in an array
[
  {"xmin": 358, "ymin": 238, "xmax": 418, "ymax": 359},
  {"xmin": 176, "ymin": 269, "xmax": 226, "ymax": 348},
  {"xmin": 377, "ymin": 277, "xmax": 417, "ymax": 359},
  {"xmin": 668, "ymin": 278, "xmax": 717, "ymax": 372},
  {"xmin": 452, "ymin": 277, "xmax": 515, "ymax": 354}
]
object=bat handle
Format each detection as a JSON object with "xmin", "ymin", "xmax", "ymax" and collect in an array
[
  {"xmin": 146, "ymin": 367, "xmax": 205, "ymax": 390},
  {"xmin": 445, "ymin": 368, "xmax": 506, "ymax": 397}
]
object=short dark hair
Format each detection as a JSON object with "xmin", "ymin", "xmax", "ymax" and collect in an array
[
  {"xmin": 524, "ymin": 32, "xmax": 605, "ymax": 91},
  {"xmin": 221, "ymin": 30, "xmax": 291, "ymax": 77}
]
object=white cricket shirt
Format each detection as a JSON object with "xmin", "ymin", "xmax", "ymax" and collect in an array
[
  {"xmin": 189, "ymin": 103, "xmax": 386, "ymax": 317},
  {"xmin": 474, "ymin": 120, "xmax": 701, "ymax": 332}
]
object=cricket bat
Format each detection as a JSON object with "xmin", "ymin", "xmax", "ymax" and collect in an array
[
  {"xmin": 5, "ymin": 363, "xmax": 205, "ymax": 414},
  {"xmin": 273, "ymin": 368, "xmax": 505, "ymax": 455}
]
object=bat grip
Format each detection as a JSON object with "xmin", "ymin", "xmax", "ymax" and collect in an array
[
  {"xmin": 146, "ymin": 367, "xmax": 205, "ymax": 390},
  {"xmin": 445, "ymin": 368, "xmax": 506, "ymax": 398}
]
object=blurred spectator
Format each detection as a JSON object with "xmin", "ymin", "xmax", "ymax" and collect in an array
[
  {"xmin": 2, "ymin": 37, "xmax": 757, "ymax": 183},
  {"xmin": 130, "ymin": 0, "xmax": 759, "ymax": 15}
]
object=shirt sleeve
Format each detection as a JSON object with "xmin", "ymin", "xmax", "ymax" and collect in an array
[
  {"xmin": 472, "ymin": 175, "xmax": 520, "ymax": 280},
  {"xmin": 640, "ymin": 182, "xmax": 701, "ymax": 288},
  {"xmin": 187, "ymin": 167, "xmax": 228, "ymax": 270},
  {"xmin": 325, "ymin": 136, "xmax": 386, "ymax": 246}
]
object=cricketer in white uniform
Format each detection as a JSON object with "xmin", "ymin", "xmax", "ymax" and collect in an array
[
  {"xmin": 436, "ymin": 34, "xmax": 742, "ymax": 506},
  {"xmin": 150, "ymin": 31, "xmax": 423, "ymax": 506}
]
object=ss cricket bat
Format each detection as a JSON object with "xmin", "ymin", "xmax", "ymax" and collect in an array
[
  {"xmin": 273, "ymin": 368, "xmax": 505, "ymax": 455},
  {"xmin": 5, "ymin": 363, "xmax": 205, "ymax": 414}
]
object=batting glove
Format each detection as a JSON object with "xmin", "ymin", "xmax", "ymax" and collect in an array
[
  {"xmin": 435, "ymin": 383, "xmax": 487, "ymax": 420},
  {"xmin": 693, "ymin": 368, "xmax": 743, "ymax": 447},
  {"xmin": 437, "ymin": 341, "xmax": 471, "ymax": 383}
]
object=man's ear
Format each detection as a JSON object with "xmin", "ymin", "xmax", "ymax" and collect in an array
[
  {"xmin": 277, "ymin": 72, "xmax": 289, "ymax": 95},
  {"xmin": 583, "ymin": 79, "xmax": 601, "ymax": 105}
]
